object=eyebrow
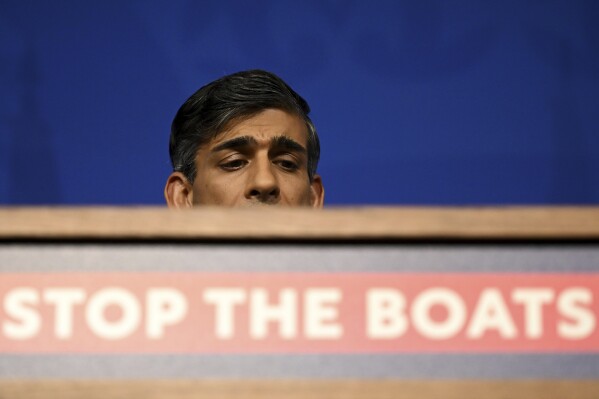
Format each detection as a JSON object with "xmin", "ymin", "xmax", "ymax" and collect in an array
[
  {"xmin": 271, "ymin": 136, "xmax": 307, "ymax": 154},
  {"xmin": 211, "ymin": 136, "xmax": 258, "ymax": 153},
  {"xmin": 211, "ymin": 135, "xmax": 307, "ymax": 154}
]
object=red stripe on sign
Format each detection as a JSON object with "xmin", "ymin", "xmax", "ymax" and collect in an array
[{"xmin": 0, "ymin": 273, "xmax": 597, "ymax": 353}]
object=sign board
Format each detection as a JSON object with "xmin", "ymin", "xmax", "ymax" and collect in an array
[{"xmin": 1, "ymin": 207, "xmax": 598, "ymax": 398}]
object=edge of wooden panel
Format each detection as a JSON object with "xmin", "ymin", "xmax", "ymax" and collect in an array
[
  {"xmin": 1, "ymin": 379, "xmax": 599, "ymax": 399},
  {"xmin": 1, "ymin": 206, "xmax": 598, "ymax": 240}
]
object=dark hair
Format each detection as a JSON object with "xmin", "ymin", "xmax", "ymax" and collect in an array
[{"xmin": 169, "ymin": 69, "xmax": 320, "ymax": 183}]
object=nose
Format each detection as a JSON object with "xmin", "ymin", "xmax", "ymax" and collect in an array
[{"xmin": 244, "ymin": 158, "xmax": 280, "ymax": 204}]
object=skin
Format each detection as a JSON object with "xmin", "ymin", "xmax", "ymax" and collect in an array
[{"xmin": 165, "ymin": 109, "xmax": 324, "ymax": 208}]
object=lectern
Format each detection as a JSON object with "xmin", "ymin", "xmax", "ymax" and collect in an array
[{"xmin": 1, "ymin": 207, "xmax": 599, "ymax": 398}]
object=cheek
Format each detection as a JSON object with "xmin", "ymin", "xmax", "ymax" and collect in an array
[
  {"xmin": 194, "ymin": 175, "xmax": 245, "ymax": 206},
  {"xmin": 280, "ymin": 178, "xmax": 313, "ymax": 205}
]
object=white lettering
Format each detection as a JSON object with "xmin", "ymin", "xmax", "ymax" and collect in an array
[
  {"xmin": 203, "ymin": 288, "xmax": 246, "ymax": 339},
  {"xmin": 512, "ymin": 288, "xmax": 554, "ymax": 339},
  {"xmin": 558, "ymin": 288, "xmax": 595, "ymax": 340},
  {"xmin": 250, "ymin": 288, "xmax": 297, "ymax": 339},
  {"xmin": 43, "ymin": 288, "xmax": 86, "ymax": 339},
  {"xmin": 411, "ymin": 288, "xmax": 466, "ymax": 340},
  {"xmin": 366, "ymin": 288, "xmax": 407, "ymax": 339},
  {"xmin": 2, "ymin": 288, "xmax": 41, "ymax": 340},
  {"xmin": 85, "ymin": 288, "xmax": 141, "ymax": 340},
  {"xmin": 467, "ymin": 288, "xmax": 517, "ymax": 339},
  {"xmin": 304, "ymin": 288, "xmax": 342, "ymax": 339},
  {"xmin": 146, "ymin": 288, "xmax": 188, "ymax": 339}
]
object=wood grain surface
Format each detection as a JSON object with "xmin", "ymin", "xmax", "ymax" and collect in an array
[
  {"xmin": 1, "ymin": 206, "xmax": 598, "ymax": 240},
  {"xmin": 0, "ymin": 379, "xmax": 598, "ymax": 399}
]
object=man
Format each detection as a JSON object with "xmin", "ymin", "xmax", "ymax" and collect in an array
[{"xmin": 164, "ymin": 70, "xmax": 324, "ymax": 208}]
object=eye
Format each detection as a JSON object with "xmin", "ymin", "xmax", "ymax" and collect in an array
[
  {"xmin": 219, "ymin": 159, "xmax": 248, "ymax": 171},
  {"xmin": 275, "ymin": 158, "xmax": 299, "ymax": 171}
]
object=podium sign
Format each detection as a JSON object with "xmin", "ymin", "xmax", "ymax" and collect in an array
[{"xmin": 1, "ymin": 207, "xmax": 599, "ymax": 398}]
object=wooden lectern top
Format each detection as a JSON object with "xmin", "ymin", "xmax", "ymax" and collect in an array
[{"xmin": 1, "ymin": 206, "xmax": 598, "ymax": 240}]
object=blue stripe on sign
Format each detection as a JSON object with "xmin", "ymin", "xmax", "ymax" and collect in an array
[
  {"xmin": 1, "ymin": 354, "xmax": 599, "ymax": 379},
  {"xmin": 1, "ymin": 244, "xmax": 598, "ymax": 272}
]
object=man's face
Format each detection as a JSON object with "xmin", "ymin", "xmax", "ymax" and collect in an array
[{"xmin": 185, "ymin": 109, "xmax": 323, "ymax": 207}]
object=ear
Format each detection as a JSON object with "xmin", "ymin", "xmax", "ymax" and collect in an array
[
  {"xmin": 164, "ymin": 172, "xmax": 194, "ymax": 209},
  {"xmin": 309, "ymin": 174, "xmax": 325, "ymax": 208}
]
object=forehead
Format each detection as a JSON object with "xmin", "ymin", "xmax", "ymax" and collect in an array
[{"xmin": 209, "ymin": 109, "xmax": 308, "ymax": 148}]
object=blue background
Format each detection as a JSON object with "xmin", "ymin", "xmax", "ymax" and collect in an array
[{"xmin": 1, "ymin": 1, "xmax": 598, "ymax": 205}]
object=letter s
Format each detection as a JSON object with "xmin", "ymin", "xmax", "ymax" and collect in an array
[
  {"xmin": 3, "ymin": 288, "xmax": 41, "ymax": 340},
  {"xmin": 558, "ymin": 288, "xmax": 595, "ymax": 340}
]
